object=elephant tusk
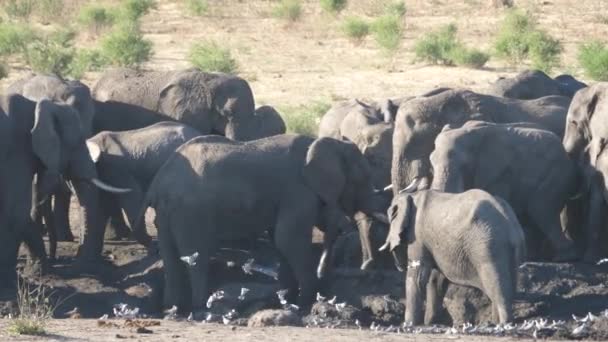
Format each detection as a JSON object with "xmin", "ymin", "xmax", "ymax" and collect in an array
[
  {"xmin": 360, "ymin": 258, "xmax": 374, "ymax": 271},
  {"xmin": 316, "ymin": 250, "xmax": 329, "ymax": 279},
  {"xmin": 383, "ymin": 184, "xmax": 393, "ymax": 192},
  {"xmin": 399, "ymin": 178, "xmax": 420, "ymax": 194},
  {"xmin": 378, "ymin": 241, "xmax": 390, "ymax": 252},
  {"xmin": 90, "ymin": 178, "xmax": 132, "ymax": 194}
]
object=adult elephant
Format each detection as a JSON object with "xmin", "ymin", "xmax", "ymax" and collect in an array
[
  {"xmin": 487, "ymin": 70, "xmax": 587, "ymax": 99},
  {"xmin": 82, "ymin": 122, "xmax": 203, "ymax": 254},
  {"xmin": 562, "ymin": 83, "xmax": 608, "ymax": 262},
  {"xmin": 0, "ymin": 94, "xmax": 129, "ymax": 294},
  {"xmin": 93, "ymin": 68, "xmax": 265, "ymax": 141},
  {"xmin": 428, "ymin": 121, "xmax": 578, "ymax": 261},
  {"xmin": 137, "ymin": 134, "xmax": 377, "ymax": 312},
  {"xmin": 391, "ymin": 88, "xmax": 570, "ymax": 194},
  {"xmin": 8, "ymin": 74, "xmax": 96, "ymax": 243}
]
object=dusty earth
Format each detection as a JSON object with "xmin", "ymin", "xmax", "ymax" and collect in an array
[{"xmin": 2, "ymin": 0, "xmax": 608, "ymax": 340}]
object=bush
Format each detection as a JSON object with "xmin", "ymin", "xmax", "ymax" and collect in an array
[
  {"xmin": 371, "ymin": 14, "xmax": 403, "ymax": 53},
  {"xmin": 493, "ymin": 9, "xmax": 562, "ymax": 72},
  {"xmin": 6, "ymin": 280, "xmax": 55, "ymax": 336},
  {"xmin": 0, "ymin": 22, "xmax": 38, "ymax": 56},
  {"xmin": 279, "ymin": 101, "xmax": 331, "ymax": 136},
  {"xmin": 185, "ymin": 0, "xmax": 208, "ymax": 16},
  {"xmin": 578, "ymin": 40, "xmax": 608, "ymax": 81},
  {"xmin": 37, "ymin": 0, "xmax": 65, "ymax": 24},
  {"xmin": 320, "ymin": 0, "xmax": 347, "ymax": 14},
  {"xmin": 3, "ymin": 0, "xmax": 34, "ymax": 20},
  {"xmin": 273, "ymin": 0, "xmax": 302, "ymax": 22},
  {"xmin": 68, "ymin": 49, "xmax": 109, "ymax": 79},
  {"xmin": 118, "ymin": 0, "xmax": 156, "ymax": 21},
  {"xmin": 189, "ymin": 41, "xmax": 238, "ymax": 74},
  {"xmin": 414, "ymin": 23, "xmax": 488, "ymax": 69},
  {"xmin": 100, "ymin": 22, "xmax": 153, "ymax": 68},
  {"xmin": 450, "ymin": 46, "xmax": 490, "ymax": 68},
  {"xmin": 78, "ymin": 4, "xmax": 116, "ymax": 35},
  {"xmin": 23, "ymin": 29, "xmax": 76, "ymax": 76},
  {"xmin": 342, "ymin": 17, "xmax": 369, "ymax": 44},
  {"xmin": 385, "ymin": 1, "xmax": 406, "ymax": 17}
]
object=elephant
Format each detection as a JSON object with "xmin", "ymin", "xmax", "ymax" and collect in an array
[
  {"xmin": 429, "ymin": 120, "xmax": 578, "ymax": 261},
  {"xmin": 562, "ymin": 83, "xmax": 608, "ymax": 262},
  {"xmin": 391, "ymin": 88, "xmax": 570, "ymax": 194},
  {"xmin": 137, "ymin": 134, "xmax": 377, "ymax": 312},
  {"xmin": 0, "ymin": 94, "xmax": 129, "ymax": 294},
  {"xmin": 487, "ymin": 70, "xmax": 586, "ymax": 100},
  {"xmin": 92, "ymin": 68, "xmax": 267, "ymax": 141},
  {"xmin": 380, "ymin": 188, "xmax": 526, "ymax": 325},
  {"xmin": 81, "ymin": 122, "xmax": 203, "ymax": 253},
  {"xmin": 7, "ymin": 73, "xmax": 97, "ymax": 243}
]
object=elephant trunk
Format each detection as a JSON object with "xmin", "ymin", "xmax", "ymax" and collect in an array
[
  {"xmin": 430, "ymin": 164, "xmax": 462, "ymax": 193},
  {"xmin": 71, "ymin": 180, "xmax": 105, "ymax": 262}
]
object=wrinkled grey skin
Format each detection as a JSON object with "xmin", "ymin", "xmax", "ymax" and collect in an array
[
  {"xmin": 138, "ymin": 134, "xmax": 376, "ymax": 312},
  {"xmin": 391, "ymin": 88, "xmax": 570, "ymax": 194},
  {"xmin": 429, "ymin": 121, "xmax": 578, "ymax": 261},
  {"xmin": 554, "ymin": 74, "xmax": 588, "ymax": 98},
  {"xmin": 382, "ymin": 189, "xmax": 526, "ymax": 325},
  {"xmin": 563, "ymin": 83, "xmax": 608, "ymax": 262},
  {"xmin": 0, "ymin": 94, "xmax": 123, "ymax": 294},
  {"xmin": 8, "ymin": 74, "xmax": 97, "ymax": 243},
  {"xmin": 93, "ymin": 68, "xmax": 265, "ymax": 141},
  {"xmin": 250, "ymin": 105, "xmax": 287, "ymax": 137},
  {"xmin": 80, "ymin": 122, "xmax": 203, "ymax": 253},
  {"xmin": 488, "ymin": 70, "xmax": 571, "ymax": 99}
]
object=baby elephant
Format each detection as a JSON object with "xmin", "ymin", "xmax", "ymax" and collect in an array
[{"xmin": 380, "ymin": 189, "xmax": 526, "ymax": 325}]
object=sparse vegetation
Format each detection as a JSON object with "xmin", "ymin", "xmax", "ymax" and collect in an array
[
  {"xmin": 279, "ymin": 101, "xmax": 331, "ymax": 136},
  {"xmin": 0, "ymin": 22, "xmax": 37, "ymax": 56},
  {"xmin": 6, "ymin": 279, "xmax": 55, "ymax": 336},
  {"xmin": 342, "ymin": 16, "xmax": 370, "ymax": 44},
  {"xmin": 0, "ymin": 62, "xmax": 7, "ymax": 79},
  {"xmin": 414, "ymin": 23, "xmax": 489, "ymax": 68},
  {"xmin": 37, "ymin": 0, "xmax": 65, "ymax": 24},
  {"xmin": 118, "ymin": 0, "xmax": 157, "ymax": 21},
  {"xmin": 494, "ymin": 9, "xmax": 562, "ymax": 72},
  {"xmin": 100, "ymin": 22, "xmax": 153, "ymax": 68},
  {"xmin": 189, "ymin": 41, "xmax": 238, "ymax": 74},
  {"xmin": 320, "ymin": 0, "xmax": 347, "ymax": 14},
  {"xmin": 68, "ymin": 49, "xmax": 109, "ymax": 79},
  {"xmin": 23, "ymin": 29, "xmax": 77, "ymax": 76},
  {"xmin": 385, "ymin": 1, "xmax": 406, "ymax": 17},
  {"xmin": 78, "ymin": 4, "xmax": 117, "ymax": 35},
  {"xmin": 185, "ymin": 0, "xmax": 208, "ymax": 16},
  {"xmin": 371, "ymin": 14, "xmax": 403, "ymax": 53},
  {"xmin": 273, "ymin": 0, "xmax": 302, "ymax": 22},
  {"xmin": 2, "ymin": 0, "xmax": 35, "ymax": 21},
  {"xmin": 578, "ymin": 40, "xmax": 608, "ymax": 81}
]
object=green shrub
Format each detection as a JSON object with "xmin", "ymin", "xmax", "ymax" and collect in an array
[
  {"xmin": 320, "ymin": 0, "xmax": 347, "ymax": 14},
  {"xmin": 342, "ymin": 16, "xmax": 369, "ymax": 44},
  {"xmin": 0, "ymin": 22, "xmax": 38, "ymax": 56},
  {"xmin": 371, "ymin": 14, "xmax": 403, "ymax": 53},
  {"xmin": 100, "ymin": 22, "xmax": 153, "ymax": 68},
  {"xmin": 78, "ymin": 4, "xmax": 116, "ymax": 35},
  {"xmin": 273, "ymin": 0, "xmax": 302, "ymax": 22},
  {"xmin": 578, "ymin": 40, "xmax": 608, "ymax": 81},
  {"xmin": 3, "ymin": 0, "xmax": 35, "ymax": 20},
  {"xmin": 23, "ymin": 29, "xmax": 76, "ymax": 76},
  {"xmin": 450, "ymin": 46, "xmax": 490, "ymax": 68},
  {"xmin": 185, "ymin": 0, "xmax": 208, "ymax": 16},
  {"xmin": 493, "ymin": 9, "xmax": 561, "ymax": 72},
  {"xmin": 385, "ymin": 1, "xmax": 406, "ymax": 17},
  {"xmin": 6, "ymin": 280, "xmax": 55, "ymax": 336},
  {"xmin": 118, "ymin": 0, "xmax": 156, "ymax": 21},
  {"xmin": 414, "ymin": 23, "xmax": 488, "ymax": 69},
  {"xmin": 279, "ymin": 101, "xmax": 331, "ymax": 136},
  {"xmin": 68, "ymin": 49, "xmax": 109, "ymax": 79},
  {"xmin": 189, "ymin": 41, "xmax": 238, "ymax": 74},
  {"xmin": 37, "ymin": 0, "xmax": 65, "ymax": 24}
]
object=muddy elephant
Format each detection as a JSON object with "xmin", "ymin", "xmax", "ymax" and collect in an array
[
  {"xmin": 93, "ymin": 68, "xmax": 269, "ymax": 141},
  {"xmin": 0, "ymin": 94, "xmax": 129, "ymax": 294},
  {"xmin": 380, "ymin": 189, "xmax": 526, "ymax": 325},
  {"xmin": 562, "ymin": 83, "xmax": 608, "ymax": 262},
  {"xmin": 8, "ymin": 73, "xmax": 97, "ymax": 243},
  {"xmin": 487, "ymin": 70, "xmax": 586, "ymax": 100},
  {"xmin": 138, "ymin": 134, "xmax": 377, "ymax": 312},
  {"xmin": 84, "ymin": 122, "xmax": 203, "ymax": 250},
  {"xmin": 391, "ymin": 88, "xmax": 570, "ymax": 194},
  {"xmin": 428, "ymin": 121, "xmax": 578, "ymax": 261}
]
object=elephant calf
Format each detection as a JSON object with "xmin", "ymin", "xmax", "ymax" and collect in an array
[
  {"xmin": 86, "ymin": 122, "xmax": 203, "ymax": 248},
  {"xmin": 381, "ymin": 189, "xmax": 526, "ymax": 325},
  {"xmin": 429, "ymin": 120, "xmax": 578, "ymax": 261}
]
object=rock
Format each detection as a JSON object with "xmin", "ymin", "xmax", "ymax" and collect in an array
[
  {"xmin": 306, "ymin": 302, "xmax": 367, "ymax": 324},
  {"xmin": 360, "ymin": 295, "xmax": 404, "ymax": 325},
  {"xmin": 247, "ymin": 309, "xmax": 302, "ymax": 327}
]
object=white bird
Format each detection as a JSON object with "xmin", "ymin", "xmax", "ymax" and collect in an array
[
  {"xmin": 316, "ymin": 292, "xmax": 326, "ymax": 302},
  {"xmin": 206, "ymin": 290, "xmax": 225, "ymax": 308},
  {"xmin": 355, "ymin": 319, "xmax": 362, "ymax": 330},
  {"xmin": 65, "ymin": 307, "xmax": 79, "ymax": 315},
  {"xmin": 180, "ymin": 252, "xmax": 199, "ymax": 267},
  {"xmin": 597, "ymin": 258, "xmax": 608, "ymax": 265},
  {"xmin": 284, "ymin": 304, "xmax": 299, "ymax": 311},
  {"xmin": 98, "ymin": 314, "xmax": 109, "ymax": 320},
  {"xmin": 187, "ymin": 312, "xmax": 194, "ymax": 322},
  {"xmin": 572, "ymin": 323, "xmax": 589, "ymax": 336},
  {"xmin": 222, "ymin": 315, "xmax": 231, "ymax": 325},
  {"xmin": 327, "ymin": 296, "xmax": 337, "ymax": 305},
  {"xmin": 164, "ymin": 305, "xmax": 178, "ymax": 320},
  {"xmin": 276, "ymin": 289, "xmax": 289, "ymax": 305},
  {"xmin": 335, "ymin": 302, "xmax": 346, "ymax": 311},
  {"xmin": 573, "ymin": 312, "xmax": 598, "ymax": 323},
  {"xmin": 205, "ymin": 312, "xmax": 214, "ymax": 322},
  {"xmin": 238, "ymin": 287, "xmax": 250, "ymax": 301}
]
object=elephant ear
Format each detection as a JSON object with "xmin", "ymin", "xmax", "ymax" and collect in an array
[
  {"xmin": 303, "ymin": 137, "xmax": 346, "ymax": 205},
  {"xmin": 31, "ymin": 99, "xmax": 61, "ymax": 173},
  {"xmin": 86, "ymin": 140, "xmax": 101, "ymax": 163},
  {"xmin": 382, "ymin": 195, "xmax": 414, "ymax": 252},
  {"xmin": 474, "ymin": 131, "xmax": 514, "ymax": 188}
]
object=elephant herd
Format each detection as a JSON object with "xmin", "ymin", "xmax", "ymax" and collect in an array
[{"xmin": 0, "ymin": 68, "xmax": 606, "ymax": 326}]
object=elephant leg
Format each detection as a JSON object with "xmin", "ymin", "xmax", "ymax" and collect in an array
[
  {"xmin": 277, "ymin": 255, "xmax": 299, "ymax": 304},
  {"xmin": 424, "ymin": 269, "xmax": 448, "ymax": 325},
  {"xmin": 477, "ymin": 263, "xmax": 513, "ymax": 324},
  {"xmin": 274, "ymin": 204, "xmax": 317, "ymax": 308},
  {"xmin": 527, "ymin": 203, "xmax": 577, "ymax": 262},
  {"xmin": 21, "ymin": 220, "xmax": 48, "ymax": 275},
  {"xmin": 356, "ymin": 213, "xmax": 376, "ymax": 270},
  {"xmin": 404, "ymin": 262, "xmax": 432, "ymax": 325},
  {"xmin": 40, "ymin": 199, "xmax": 57, "ymax": 261},
  {"xmin": 105, "ymin": 203, "xmax": 131, "ymax": 240},
  {"xmin": 155, "ymin": 213, "xmax": 189, "ymax": 312},
  {"xmin": 117, "ymin": 184, "xmax": 151, "ymax": 247},
  {"xmin": 53, "ymin": 185, "xmax": 74, "ymax": 242},
  {"xmin": 583, "ymin": 187, "xmax": 605, "ymax": 263}
]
